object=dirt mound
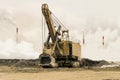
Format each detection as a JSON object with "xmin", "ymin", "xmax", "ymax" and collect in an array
[
  {"xmin": 13, "ymin": 59, "xmax": 39, "ymax": 67},
  {"xmin": 0, "ymin": 59, "xmax": 19, "ymax": 66},
  {"xmin": 0, "ymin": 58, "xmax": 109, "ymax": 67},
  {"xmin": 80, "ymin": 58, "xmax": 109, "ymax": 67},
  {"xmin": 0, "ymin": 59, "xmax": 39, "ymax": 67}
]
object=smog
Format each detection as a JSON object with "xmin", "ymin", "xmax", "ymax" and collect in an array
[
  {"xmin": 0, "ymin": 1, "xmax": 120, "ymax": 80},
  {"xmin": 0, "ymin": 0, "xmax": 120, "ymax": 62},
  {"xmin": 0, "ymin": 9, "xmax": 39, "ymax": 59}
]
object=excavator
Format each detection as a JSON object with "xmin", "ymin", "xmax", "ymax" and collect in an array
[{"xmin": 39, "ymin": 4, "xmax": 81, "ymax": 67}]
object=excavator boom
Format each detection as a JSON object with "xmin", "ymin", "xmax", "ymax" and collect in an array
[{"xmin": 42, "ymin": 4, "xmax": 56, "ymax": 43}]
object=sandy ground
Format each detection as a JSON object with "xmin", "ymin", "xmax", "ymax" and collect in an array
[
  {"xmin": 0, "ymin": 71, "xmax": 120, "ymax": 80},
  {"xmin": 0, "ymin": 66, "xmax": 120, "ymax": 80}
]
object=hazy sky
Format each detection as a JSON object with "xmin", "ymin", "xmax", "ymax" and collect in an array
[{"xmin": 0, "ymin": 0, "xmax": 120, "ymax": 61}]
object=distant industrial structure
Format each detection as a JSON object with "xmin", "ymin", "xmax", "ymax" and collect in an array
[
  {"xmin": 16, "ymin": 27, "xmax": 19, "ymax": 43},
  {"xmin": 102, "ymin": 36, "xmax": 104, "ymax": 46}
]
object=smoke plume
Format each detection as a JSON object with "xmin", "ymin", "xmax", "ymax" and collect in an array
[{"xmin": 0, "ymin": 9, "xmax": 40, "ymax": 59}]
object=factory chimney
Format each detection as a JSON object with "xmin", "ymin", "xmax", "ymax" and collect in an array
[
  {"xmin": 83, "ymin": 32, "xmax": 85, "ymax": 45},
  {"xmin": 16, "ymin": 27, "xmax": 19, "ymax": 43},
  {"xmin": 102, "ymin": 36, "xmax": 104, "ymax": 46}
]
